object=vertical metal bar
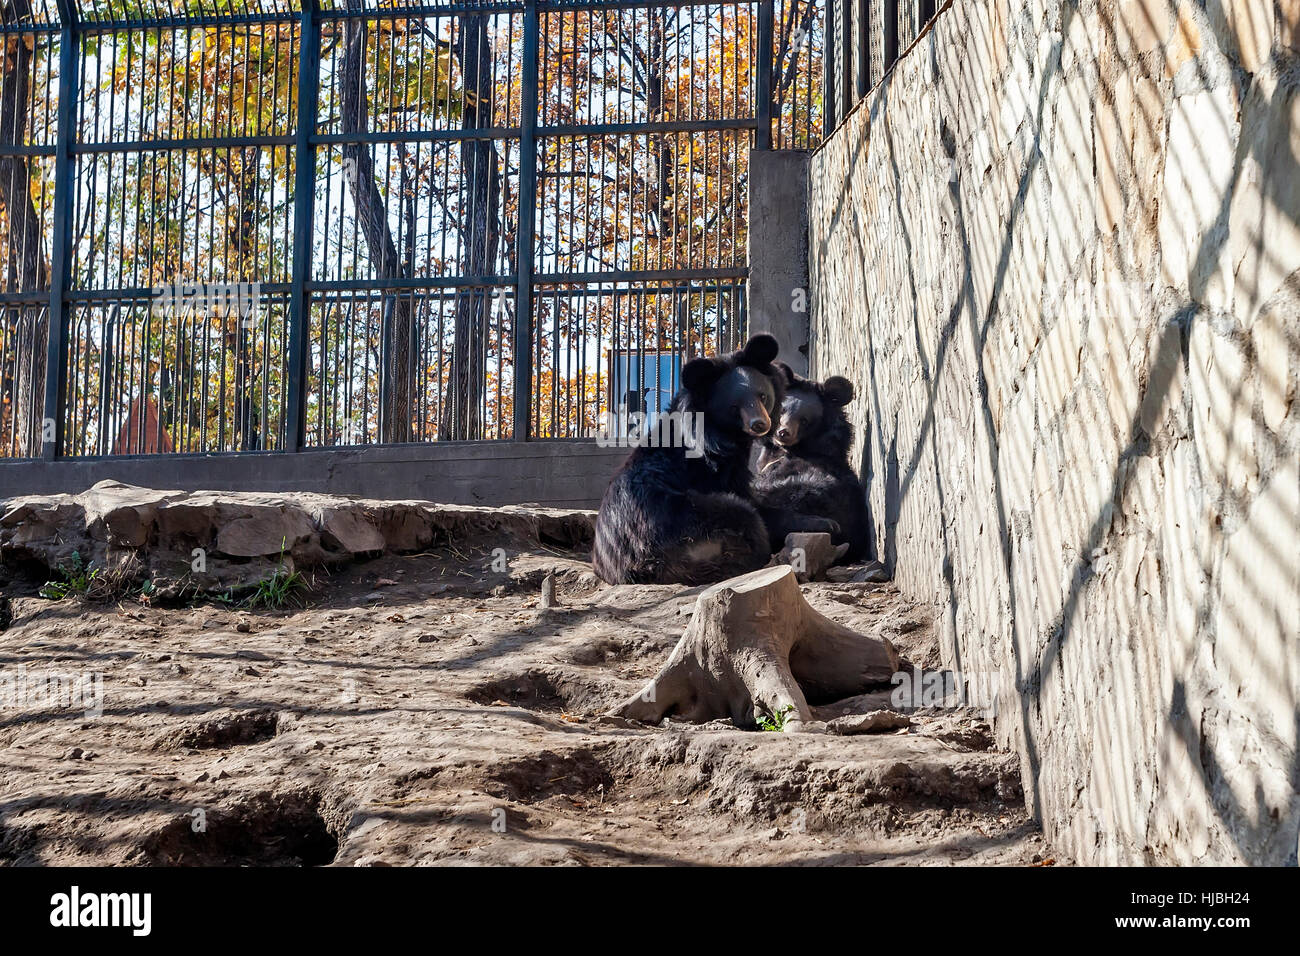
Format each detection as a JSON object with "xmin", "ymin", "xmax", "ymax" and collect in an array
[
  {"xmin": 755, "ymin": 0, "xmax": 774, "ymax": 150},
  {"xmin": 857, "ymin": 0, "xmax": 870, "ymax": 99},
  {"xmin": 43, "ymin": 3, "xmax": 78, "ymax": 460},
  {"xmin": 514, "ymin": 0, "xmax": 539, "ymax": 442},
  {"xmin": 286, "ymin": 0, "xmax": 321, "ymax": 452},
  {"xmin": 840, "ymin": 0, "xmax": 852, "ymax": 114},
  {"xmin": 885, "ymin": 0, "xmax": 899, "ymax": 71},
  {"xmin": 822, "ymin": 0, "xmax": 835, "ymax": 134}
]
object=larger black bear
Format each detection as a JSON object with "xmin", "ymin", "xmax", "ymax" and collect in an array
[
  {"xmin": 592, "ymin": 334, "xmax": 784, "ymax": 585},
  {"xmin": 751, "ymin": 363, "xmax": 870, "ymax": 561}
]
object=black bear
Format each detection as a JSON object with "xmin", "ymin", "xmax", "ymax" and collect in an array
[
  {"xmin": 750, "ymin": 363, "xmax": 870, "ymax": 561},
  {"xmin": 592, "ymin": 334, "xmax": 784, "ymax": 585}
]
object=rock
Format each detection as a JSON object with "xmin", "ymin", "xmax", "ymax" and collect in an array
[
  {"xmin": 590, "ymin": 714, "xmax": 646, "ymax": 730},
  {"xmin": 235, "ymin": 619, "xmax": 251, "ymax": 633},
  {"xmin": 317, "ymin": 506, "xmax": 385, "ymax": 554},
  {"xmin": 927, "ymin": 717, "xmax": 995, "ymax": 751},
  {"xmin": 1224, "ymin": 0, "xmax": 1274, "ymax": 73},
  {"xmin": 0, "ymin": 482, "xmax": 596, "ymax": 601},
  {"xmin": 827, "ymin": 711, "xmax": 912, "ymax": 735},
  {"xmin": 1159, "ymin": 86, "xmax": 1240, "ymax": 298},
  {"xmin": 539, "ymin": 570, "xmax": 557, "ymax": 609},
  {"xmin": 811, "ymin": 689, "xmax": 899, "ymax": 719},
  {"xmin": 825, "ymin": 561, "xmax": 890, "ymax": 583},
  {"xmin": 775, "ymin": 532, "xmax": 849, "ymax": 582},
  {"xmin": 215, "ymin": 507, "xmax": 315, "ymax": 559}
]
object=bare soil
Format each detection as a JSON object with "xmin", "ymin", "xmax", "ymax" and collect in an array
[{"xmin": 0, "ymin": 542, "xmax": 1061, "ymax": 866}]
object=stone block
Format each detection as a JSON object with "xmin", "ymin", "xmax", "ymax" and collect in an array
[
  {"xmin": 1188, "ymin": 319, "xmax": 1257, "ymax": 497},
  {"xmin": 1158, "ymin": 87, "xmax": 1240, "ymax": 300},
  {"xmin": 1253, "ymin": 296, "xmax": 1295, "ymax": 433},
  {"xmin": 1038, "ymin": 309, "xmax": 1082, "ymax": 424},
  {"xmin": 1226, "ymin": 0, "xmax": 1275, "ymax": 73},
  {"xmin": 1227, "ymin": 76, "xmax": 1300, "ymax": 329},
  {"xmin": 1165, "ymin": 1, "xmax": 1204, "ymax": 77},
  {"xmin": 1118, "ymin": 0, "xmax": 1172, "ymax": 58},
  {"xmin": 1281, "ymin": 0, "xmax": 1300, "ymax": 51}
]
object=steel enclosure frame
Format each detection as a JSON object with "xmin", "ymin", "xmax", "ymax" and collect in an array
[{"xmin": 2, "ymin": 0, "xmax": 813, "ymax": 460}]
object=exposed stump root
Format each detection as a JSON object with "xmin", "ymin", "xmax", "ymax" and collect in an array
[{"xmin": 611, "ymin": 565, "xmax": 900, "ymax": 732}]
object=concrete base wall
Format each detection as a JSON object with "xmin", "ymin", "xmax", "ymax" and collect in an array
[
  {"xmin": 809, "ymin": 0, "xmax": 1299, "ymax": 864},
  {"xmin": 0, "ymin": 441, "xmax": 629, "ymax": 509},
  {"xmin": 748, "ymin": 149, "xmax": 812, "ymax": 373}
]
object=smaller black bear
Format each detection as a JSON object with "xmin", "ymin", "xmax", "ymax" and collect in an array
[
  {"xmin": 592, "ymin": 334, "xmax": 783, "ymax": 585},
  {"xmin": 751, "ymin": 363, "xmax": 870, "ymax": 561}
]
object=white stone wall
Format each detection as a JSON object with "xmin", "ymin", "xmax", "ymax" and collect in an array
[{"xmin": 808, "ymin": 0, "xmax": 1299, "ymax": 864}]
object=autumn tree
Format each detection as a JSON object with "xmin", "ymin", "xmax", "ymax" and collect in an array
[{"xmin": 0, "ymin": 0, "xmax": 51, "ymax": 456}]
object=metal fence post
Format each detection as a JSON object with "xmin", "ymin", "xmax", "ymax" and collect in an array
[
  {"xmin": 513, "ymin": 0, "xmax": 539, "ymax": 442},
  {"xmin": 755, "ymin": 0, "xmax": 773, "ymax": 150},
  {"xmin": 42, "ymin": 0, "xmax": 78, "ymax": 460},
  {"xmin": 885, "ymin": 0, "xmax": 899, "ymax": 70},
  {"xmin": 839, "ymin": 0, "xmax": 852, "ymax": 116},
  {"xmin": 823, "ymin": 0, "xmax": 836, "ymax": 134},
  {"xmin": 857, "ymin": 0, "xmax": 870, "ymax": 98},
  {"xmin": 286, "ymin": 0, "xmax": 321, "ymax": 453}
]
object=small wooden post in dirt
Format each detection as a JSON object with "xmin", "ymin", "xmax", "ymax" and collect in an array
[{"xmin": 610, "ymin": 565, "xmax": 900, "ymax": 731}]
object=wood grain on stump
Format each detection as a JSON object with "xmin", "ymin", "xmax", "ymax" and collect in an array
[{"xmin": 611, "ymin": 565, "xmax": 901, "ymax": 732}]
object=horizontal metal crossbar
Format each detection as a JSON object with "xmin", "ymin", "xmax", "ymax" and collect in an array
[{"xmin": 0, "ymin": 0, "xmax": 824, "ymax": 461}]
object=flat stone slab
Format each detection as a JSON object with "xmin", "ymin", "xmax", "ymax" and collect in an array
[
  {"xmin": 826, "ymin": 710, "xmax": 914, "ymax": 735},
  {"xmin": 0, "ymin": 480, "xmax": 595, "ymax": 597}
]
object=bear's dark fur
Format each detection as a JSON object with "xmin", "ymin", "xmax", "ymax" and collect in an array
[
  {"xmin": 750, "ymin": 363, "xmax": 870, "ymax": 561},
  {"xmin": 591, "ymin": 334, "xmax": 784, "ymax": 585}
]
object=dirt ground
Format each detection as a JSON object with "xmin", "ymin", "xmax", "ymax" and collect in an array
[{"xmin": 0, "ymin": 538, "xmax": 1061, "ymax": 866}]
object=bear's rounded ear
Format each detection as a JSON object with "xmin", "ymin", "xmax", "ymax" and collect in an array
[
  {"xmin": 822, "ymin": 376, "xmax": 855, "ymax": 406},
  {"xmin": 771, "ymin": 361, "xmax": 796, "ymax": 387},
  {"xmin": 681, "ymin": 356, "xmax": 724, "ymax": 393},
  {"xmin": 738, "ymin": 333, "xmax": 779, "ymax": 367}
]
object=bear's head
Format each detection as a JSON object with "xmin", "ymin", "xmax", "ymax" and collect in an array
[
  {"xmin": 677, "ymin": 333, "xmax": 783, "ymax": 441},
  {"xmin": 767, "ymin": 363, "xmax": 854, "ymax": 460}
]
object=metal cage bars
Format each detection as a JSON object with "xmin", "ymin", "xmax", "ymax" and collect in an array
[
  {"xmin": 821, "ymin": 0, "xmax": 933, "ymax": 132},
  {"xmin": 0, "ymin": 0, "xmax": 822, "ymax": 458}
]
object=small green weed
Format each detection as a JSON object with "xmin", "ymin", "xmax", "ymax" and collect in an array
[
  {"xmin": 756, "ymin": 704, "xmax": 795, "ymax": 732},
  {"xmin": 242, "ymin": 538, "xmax": 309, "ymax": 610},
  {"xmin": 243, "ymin": 565, "xmax": 309, "ymax": 609},
  {"xmin": 39, "ymin": 551, "xmax": 108, "ymax": 601}
]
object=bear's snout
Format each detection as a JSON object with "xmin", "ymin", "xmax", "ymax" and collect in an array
[{"xmin": 743, "ymin": 405, "xmax": 771, "ymax": 437}]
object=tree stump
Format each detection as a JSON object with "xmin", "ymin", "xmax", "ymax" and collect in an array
[{"xmin": 610, "ymin": 565, "xmax": 901, "ymax": 732}]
